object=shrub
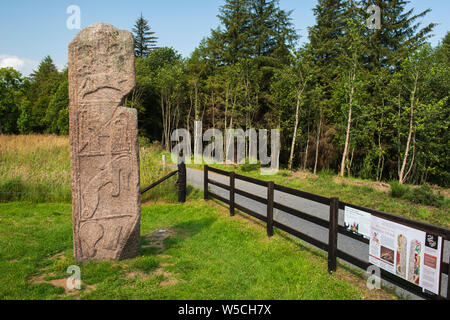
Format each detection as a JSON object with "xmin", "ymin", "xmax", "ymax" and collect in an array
[
  {"xmin": 405, "ymin": 184, "xmax": 444, "ymax": 207},
  {"xmin": 389, "ymin": 181, "xmax": 410, "ymax": 198},
  {"xmin": 389, "ymin": 181, "xmax": 448, "ymax": 208},
  {"xmin": 240, "ymin": 163, "xmax": 260, "ymax": 172}
]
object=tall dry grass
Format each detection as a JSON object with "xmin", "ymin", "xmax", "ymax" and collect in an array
[
  {"xmin": 0, "ymin": 135, "xmax": 71, "ymax": 202},
  {"xmin": 0, "ymin": 135, "xmax": 180, "ymax": 203}
]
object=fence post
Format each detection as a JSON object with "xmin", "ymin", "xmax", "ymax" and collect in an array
[
  {"xmin": 177, "ymin": 161, "xmax": 186, "ymax": 203},
  {"xmin": 328, "ymin": 197, "xmax": 339, "ymax": 274},
  {"xmin": 267, "ymin": 181, "xmax": 274, "ymax": 237},
  {"xmin": 448, "ymin": 247, "xmax": 450, "ymax": 300},
  {"xmin": 204, "ymin": 165, "xmax": 209, "ymax": 201},
  {"xmin": 230, "ymin": 172, "xmax": 235, "ymax": 216}
]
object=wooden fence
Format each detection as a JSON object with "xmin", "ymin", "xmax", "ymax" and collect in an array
[
  {"xmin": 203, "ymin": 165, "xmax": 450, "ymax": 300},
  {"xmin": 141, "ymin": 162, "xmax": 186, "ymax": 203}
]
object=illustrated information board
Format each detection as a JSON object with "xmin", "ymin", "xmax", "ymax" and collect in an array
[
  {"xmin": 369, "ymin": 215, "xmax": 443, "ymax": 295},
  {"xmin": 344, "ymin": 206, "xmax": 371, "ymax": 239}
]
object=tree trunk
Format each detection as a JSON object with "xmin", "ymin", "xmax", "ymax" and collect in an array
[
  {"xmin": 288, "ymin": 89, "xmax": 303, "ymax": 170},
  {"xmin": 303, "ymin": 125, "xmax": 310, "ymax": 171},
  {"xmin": 160, "ymin": 91, "xmax": 165, "ymax": 147},
  {"xmin": 399, "ymin": 73, "xmax": 418, "ymax": 184},
  {"xmin": 340, "ymin": 63, "xmax": 356, "ymax": 177},
  {"xmin": 314, "ymin": 112, "xmax": 322, "ymax": 175}
]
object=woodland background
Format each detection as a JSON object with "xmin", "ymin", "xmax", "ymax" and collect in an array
[{"xmin": 0, "ymin": 0, "xmax": 448, "ymax": 187}]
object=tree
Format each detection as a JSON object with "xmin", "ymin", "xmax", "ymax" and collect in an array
[
  {"xmin": 156, "ymin": 61, "xmax": 185, "ymax": 150},
  {"xmin": 361, "ymin": 0, "xmax": 436, "ymax": 71},
  {"xmin": 0, "ymin": 67, "xmax": 23, "ymax": 134},
  {"xmin": 249, "ymin": 0, "xmax": 298, "ymax": 61},
  {"xmin": 395, "ymin": 45, "xmax": 434, "ymax": 184},
  {"xmin": 45, "ymin": 75, "xmax": 68, "ymax": 135},
  {"xmin": 130, "ymin": 47, "xmax": 183, "ymax": 141},
  {"xmin": 132, "ymin": 14, "xmax": 158, "ymax": 58},
  {"xmin": 206, "ymin": 0, "xmax": 253, "ymax": 65},
  {"xmin": 271, "ymin": 49, "xmax": 311, "ymax": 170},
  {"xmin": 307, "ymin": 0, "xmax": 347, "ymax": 173},
  {"xmin": 338, "ymin": 2, "xmax": 369, "ymax": 177},
  {"xmin": 27, "ymin": 56, "xmax": 62, "ymax": 133}
]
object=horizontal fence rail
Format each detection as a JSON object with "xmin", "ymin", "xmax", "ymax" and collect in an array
[
  {"xmin": 141, "ymin": 162, "xmax": 187, "ymax": 203},
  {"xmin": 140, "ymin": 170, "xmax": 177, "ymax": 195},
  {"xmin": 203, "ymin": 165, "xmax": 450, "ymax": 300}
]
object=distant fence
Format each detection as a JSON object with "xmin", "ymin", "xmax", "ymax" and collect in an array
[
  {"xmin": 141, "ymin": 162, "xmax": 186, "ymax": 203},
  {"xmin": 203, "ymin": 165, "xmax": 450, "ymax": 300}
]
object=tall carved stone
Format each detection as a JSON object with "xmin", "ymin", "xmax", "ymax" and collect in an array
[{"xmin": 69, "ymin": 23, "xmax": 140, "ymax": 263}]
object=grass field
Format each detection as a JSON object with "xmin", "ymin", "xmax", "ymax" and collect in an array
[{"xmin": 0, "ymin": 200, "xmax": 397, "ymax": 300}]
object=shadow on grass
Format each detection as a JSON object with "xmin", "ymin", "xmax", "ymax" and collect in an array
[
  {"xmin": 140, "ymin": 182, "xmax": 202, "ymax": 204},
  {"xmin": 139, "ymin": 217, "xmax": 217, "ymax": 257},
  {"xmin": 209, "ymin": 198, "xmax": 329, "ymax": 262}
]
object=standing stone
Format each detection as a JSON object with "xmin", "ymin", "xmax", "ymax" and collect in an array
[{"xmin": 69, "ymin": 23, "xmax": 140, "ymax": 263}]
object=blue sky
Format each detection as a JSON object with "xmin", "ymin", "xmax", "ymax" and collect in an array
[{"xmin": 0, "ymin": 0, "xmax": 448, "ymax": 76}]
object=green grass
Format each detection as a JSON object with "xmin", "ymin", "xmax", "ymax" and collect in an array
[
  {"xmin": 389, "ymin": 181, "xmax": 449, "ymax": 208},
  {"xmin": 0, "ymin": 201, "xmax": 395, "ymax": 300}
]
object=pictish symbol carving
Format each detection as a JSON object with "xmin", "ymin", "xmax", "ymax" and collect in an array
[
  {"xmin": 79, "ymin": 222, "xmax": 104, "ymax": 258},
  {"xmin": 111, "ymin": 113, "xmax": 130, "ymax": 153},
  {"xmin": 104, "ymin": 226, "xmax": 123, "ymax": 251}
]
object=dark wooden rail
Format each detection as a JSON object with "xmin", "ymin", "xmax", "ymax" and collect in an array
[
  {"xmin": 140, "ymin": 162, "xmax": 187, "ymax": 203},
  {"xmin": 203, "ymin": 165, "xmax": 450, "ymax": 300},
  {"xmin": 140, "ymin": 170, "xmax": 177, "ymax": 195}
]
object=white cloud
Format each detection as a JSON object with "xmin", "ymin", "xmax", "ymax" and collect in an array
[{"xmin": 0, "ymin": 54, "xmax": 39, "ymax": 76}]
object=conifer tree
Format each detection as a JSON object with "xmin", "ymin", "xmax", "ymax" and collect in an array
[
  {"xmin": 249, "ymin": 0, "xmax": 298, "ymax": 63},
  {"xmin": 132, "ymin": 14, "xmax": 158, "ymax": 58},
  {"xmin": 308, "ymin": 0, "xmax": 346, "ymax": 109},
  {"xmin": 207, "ymin": 0, "xmax": 253, "ymax": 65},
  {"xmin": 361, "ymin": 0, "xmax": 436, "ymax": 71}
]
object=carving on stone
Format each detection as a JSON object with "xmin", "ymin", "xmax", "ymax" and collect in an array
[
  {"xmin": 79, "ymin": 222, "xmax": 104, "ymax": 258},
  {"xmin": 69, "ymin": 23, "xmax": 140, "ymax": 263}
]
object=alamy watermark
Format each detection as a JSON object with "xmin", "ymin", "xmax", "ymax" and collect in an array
[
  {"xmin": 66, "ymin": 265, "xmax": 81, "ymax": 290},
  {"xmin": 171, "ymin": 121, "xmax": 280, "ymax": 175},
  {"xmin": 66, "ymin": 5, "xmax": 81, "ymax": 30},
  {"xmin": 367, "ymin": 5, "xmax": 381, "ymax": 30},
  {"xmin": 366, "ymin": 265, "xmax": 381, "ymax": 290}
]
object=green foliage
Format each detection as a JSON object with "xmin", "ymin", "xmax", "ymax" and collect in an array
[
  {"xmin": 17, "ymin": 97, "xmax": 32, "ymax": 134},
  {"xmin": 389, "ymin": 181, "xmax": 411, "ymax": 198},
  {"xmin": 389, "ymin": 181, "xmax": 448, "ymax": 208},
  {"xmin": 318, "ymin": 168, "xmax": 335, "ymax": 177},
  {"xmin": 404, "ymin": 184, "xmax": 445, "ymax": 208},
  {"xmin": 240, "ymin": 162, "xmax": 260, "ymax": 172},
  {"xmin": 45, "ymin": 79, "xmax": 68, "ymax": 135},
  {"xmin": 0, "ymin": 68, "xmax": 23, "ymax": 134},
  {"xmin": 132, "ymin": 13, "xmax": 158, "ymax": 58},
  {"xmin": 131, "ymin": 47, "xmax": 182, "ymax": 142}
]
